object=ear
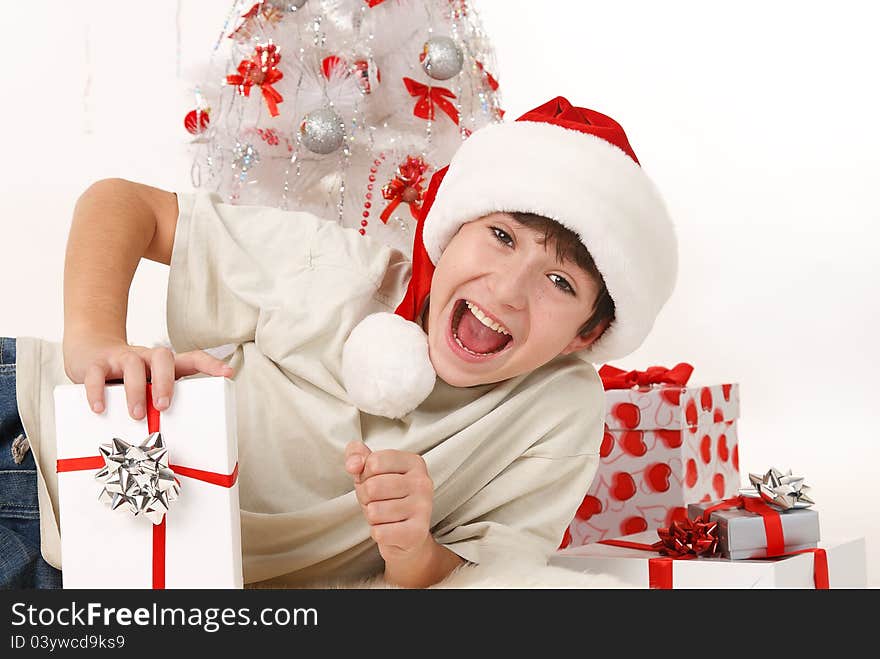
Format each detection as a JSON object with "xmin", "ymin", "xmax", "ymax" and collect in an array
[{"xmin": 560, "ymin": 318, "xmax": 611, "ymax": 356}]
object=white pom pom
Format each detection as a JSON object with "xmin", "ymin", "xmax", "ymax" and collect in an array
[{"xmin": 342, "ymin": 312, "xmax": 436, "ymax": 419}]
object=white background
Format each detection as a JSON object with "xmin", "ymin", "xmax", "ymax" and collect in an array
[{"xmin": 1, "ymin": 1, "xmax": 877, "ymax": 586}]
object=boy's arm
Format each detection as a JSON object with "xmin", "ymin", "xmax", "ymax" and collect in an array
[{"xmin": 62, "ymin": 178, "xmax": 232, "ymax": 419}]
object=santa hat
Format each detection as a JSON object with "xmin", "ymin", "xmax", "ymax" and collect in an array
[{"xmin": 342, "ymin": 96, "xmax": 678, "ymax": 419}]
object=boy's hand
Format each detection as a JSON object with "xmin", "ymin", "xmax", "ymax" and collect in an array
[
  {"xmin": 63, "ymin": 334, "xmax": 233, "ymax": 420},
  {"xmin": 344, "ymin": 440, "xmax": 435, "ymax": 563}
]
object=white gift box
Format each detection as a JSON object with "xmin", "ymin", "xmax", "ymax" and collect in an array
[
  {"xmin": 54, "ymin": 376, "xmax": 243, "ymax": 589},
  {"xmin": 549, "ymin": 530, "xmax": 866, "ymax": 588}
]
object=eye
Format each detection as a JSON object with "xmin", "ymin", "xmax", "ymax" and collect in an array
[
  {"xmin": 549, "ymin": 273, "xmax": 575, "ymax": 296},
  {"xmin": 490, "ymin": 226, "xmax": 514, "ymax": 247}
]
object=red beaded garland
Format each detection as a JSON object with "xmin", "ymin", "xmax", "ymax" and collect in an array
[{"xmin": 358, "ymin": 152, "xmax": 387, "ymax": 237}]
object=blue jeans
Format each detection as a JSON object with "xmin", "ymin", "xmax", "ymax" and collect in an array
[{"xmin": 0, "ymin": 337, "xmax": 63, "ymax": 589}]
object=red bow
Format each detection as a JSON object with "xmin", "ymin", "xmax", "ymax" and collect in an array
[
  {"xmin": 380, "ymin": 156, "xmax": 430, "ymax": 223},
  {"xmin": 226, "ymin": 43, "xmax": 284, "ymax": 117},
  {"xmin": 598, "ymin": 362, "xmax": 694, "ymax": 390},
  {"xmin": 403, "ymin": 77, "xmax": 459, "ymax": 125},
  {"xmin": 653, "ymin": 516, "xmax": 720, "ymax": 558},
  {"xmin": 365, "ymin": 0, "xmax": 386, "ymax": 6}
]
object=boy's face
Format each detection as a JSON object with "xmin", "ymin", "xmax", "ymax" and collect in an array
[{"xmin": 424, "ymin": 212, "xmax": 608, "ymax": 387}]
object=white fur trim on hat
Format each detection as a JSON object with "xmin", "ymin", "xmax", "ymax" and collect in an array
[
  {"xmin": 341, "ymin": 312, "xmax": 437, "ymax": 419},
  {"xmin": 423, "ymin": 120, "xmax": 678, "ymax": 364}
]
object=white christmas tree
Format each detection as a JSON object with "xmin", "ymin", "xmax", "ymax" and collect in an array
[{"xmin": 183, "ymin": 0, "xmax": 503, "ymax": 257}]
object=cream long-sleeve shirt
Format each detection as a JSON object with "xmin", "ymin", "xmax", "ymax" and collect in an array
[{"xmin": 15, "ymin": 191, "xmax": 604, "ymax": 587}]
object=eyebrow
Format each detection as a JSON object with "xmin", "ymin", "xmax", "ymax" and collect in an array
[{"xmin": 502, "ymin": 218, "xmax": 581, "ymax": 271}]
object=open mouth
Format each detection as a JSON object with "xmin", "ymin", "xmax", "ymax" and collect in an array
[{"xmin": 448, "ymin": 299, "xmax": 514, "ymax": 359}]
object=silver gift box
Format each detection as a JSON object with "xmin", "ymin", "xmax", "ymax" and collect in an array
[{"xmin": 687, "ymin": 501, "xmax": 820, "ymax": 560}]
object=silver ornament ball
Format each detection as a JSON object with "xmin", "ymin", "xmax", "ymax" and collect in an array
[
  {"xmin": 299, "ymin": 107, "xmax": 345, "ymax": 155},
  {"xmin": 421, "ymin": 36, "xmax": 463, "ymax": 80}
]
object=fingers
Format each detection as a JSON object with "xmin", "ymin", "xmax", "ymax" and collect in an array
[
  {"xmin": 81, "ymin": 345, "xmax": 233, "ymax": 419},
  {"xmin": 344, "ymin": 440, "xmax": 372, "ymax": 482},
  {"xmin": 362, "ymin": 498, "xmax": 411, "ymax": 526},
  {"xmin": 354, "ymin": 473, "xmax": 408, "ymax": 506},
  {"xmin": 360, "ymin": 450, "xmax": 424, "ymax": 482},
  {"xmin": 84, "ymin": 362, "xmax": 110, "ymax": 414},
  {"xmin": 149, "ymin": 347, "xmax": 175, "ymax": 411},
  {"xmin": 174, "ymin": 350, "xmax": 234, "ymax": 379},
  {"xmin": 121, "ymin": 353, "xmax": 147, "ymax": 420}
]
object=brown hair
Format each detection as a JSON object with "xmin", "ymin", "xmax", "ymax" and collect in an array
[{"xmin": 509, "ymin": 212, "xmax": 615, "ymax": 338}]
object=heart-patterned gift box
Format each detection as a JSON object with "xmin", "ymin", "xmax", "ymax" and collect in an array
[{"xmin": 562, "ymin": 364, "xmax": 741, "ymax": 549}]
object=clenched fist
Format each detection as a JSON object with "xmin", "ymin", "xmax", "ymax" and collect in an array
[{"xmin": 344, "ymin": 440, "xmax": 435, "ymax": 563}]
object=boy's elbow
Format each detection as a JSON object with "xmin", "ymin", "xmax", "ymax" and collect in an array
[
  {"xmin": 77, "ymin": 177, "xmax": 133, "ymax": 203},
  {"xmin": 75, "ymin": 179, "xmax": 178, "ymax": 266}
]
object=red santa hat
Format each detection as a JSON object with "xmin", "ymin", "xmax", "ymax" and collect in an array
[{"xmin": 342, "ymin": 97, "xmax": 678, "ymax": 419}]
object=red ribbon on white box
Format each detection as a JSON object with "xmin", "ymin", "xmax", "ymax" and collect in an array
[
  {"xmin": 599, "ymin": 495, "xmax": 830, "ymax": 589},
  {"xmin": 56, "ymin": 384, "xmax": 239, "ymax": 589}
]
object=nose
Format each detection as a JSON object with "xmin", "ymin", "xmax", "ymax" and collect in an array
[{"xmin": 489, "ymin": 261, "xmax": 529, "ymax": 311}]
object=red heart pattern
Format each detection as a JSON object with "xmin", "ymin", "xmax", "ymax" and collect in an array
[
  {"xmin": 646, "ymin": 462, "xmax": 672, "ymax": 492},
  {"xmin": 700, "ymin": 435, "xmax": 712, "ymax": 463},
  {"xmin": 660, "ymin": 387, "xmax": 682, "ymax": 406},
  {"xmin": 717, "ymin": 434, "xmax": 729, "ymax": 462},
  {"xmin": 558, "ymin": 527, "xmax": 572, "ymax": 549},
  {"xmin": 685, "ymin": 399, "xmax": 698, "ymax": 428},
  {"xmin": 575, "ymin": 495, "xmax": 603, "ymax": 521},
  {"xmin": 610, "ymin": 472, "xmax": 637, "ymax": 501},
  {"xmin": 600, "ymin": 429, "xmax": 614, "ymax": 458},
  {"xmin": 722, "ymin": 384, "xmax": 732, "ymax": 401},
  {"xmin": 700, "ymin": 387, "xmax": 713, "ymax": 411},
  {"xmin": 621, "ymin": 430, "xmax": 647, "ymax": 457},
  {"xmin": 712, "ymin": 472, "xmax": 726, "ymax": 499},
  {"xmin": 612, "ymin": 402, "xmax": 640, "ymax": 429},
  {"xmin": 621, "ymin": 516, "xmax": 648, "ymax": 535},
  {"xmin": 657, "ymin": 429, "xmax": 682, "ymax": 448},
  {"xmin": 685, "ymin": 458, "xmax": 698, "ymax": 487}
]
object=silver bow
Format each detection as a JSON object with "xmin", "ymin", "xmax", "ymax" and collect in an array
[
  {"xmin": 94, "ymin": 432, "xmax": 180, "ymax": 525},
  {"xmin": 739, "ymin": 467, "xmax": 814, "ymax": 510}
]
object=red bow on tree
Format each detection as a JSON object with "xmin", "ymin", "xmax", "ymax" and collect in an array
[
  {"xmin": 226, "ymin": 43, "xmax": 284, "ymax": 117},
  {"xmin": 381, "ymin": 156, "xmax": 430, "ymax": 223},
  {"xmin": 402, "ymin": 77, "xmax": 459, "ymax": 125}
]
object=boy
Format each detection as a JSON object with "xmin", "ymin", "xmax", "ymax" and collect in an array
[{"xmin": 0, "ymin": 97, "xmax": 677, "ymax": 588}]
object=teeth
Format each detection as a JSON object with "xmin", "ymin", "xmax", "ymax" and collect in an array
[
  {"xmin": 465, "ymin": 301, "xmax": 510, "ymax": 335},
  {"xmin": 454, "ymin": 333, "xmax": 485, "ymax": 356}
]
